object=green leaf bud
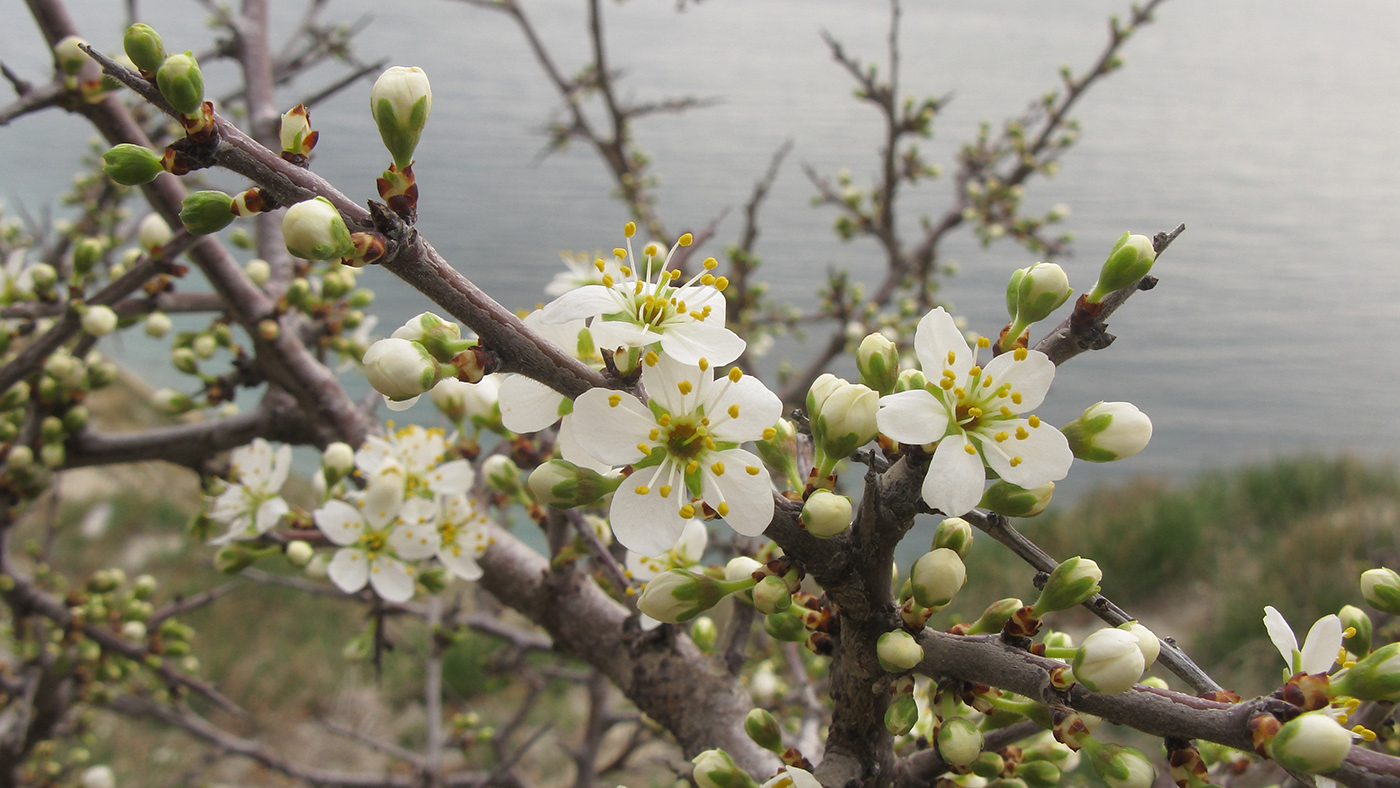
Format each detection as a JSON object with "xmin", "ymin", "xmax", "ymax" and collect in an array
[
  {"xmin": 179, "ymin": 190, "xmax": 236, "ymax": 235},
  {"xmin": 102, "ymin": 144, "xmax": 164, "ymax": 186},
  {"xmin": 123, "ymin": 23, "xmax": 166, "ymax": 75},
  {"xmin": 156, "ymin": 51, "xmax": 205, "ymax": 116},
  {"xmin": 979, "ymin": 480, "xmax": 1055, "ymax": 518},
  {"xmin": 1088, "ymin": 232, "xmax": 1156, "ymax": 303}
]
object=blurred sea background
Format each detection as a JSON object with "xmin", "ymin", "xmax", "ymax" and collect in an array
[{"xmin": 2, "ymin": 0, "xmax": 1398, "ymax": 504}]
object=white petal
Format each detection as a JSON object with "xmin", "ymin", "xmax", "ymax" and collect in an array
[
  {"xmin": 385, "ymin": 394, "xmax": 419, "ymax": 412},
  {"xmin": 231, "ymin": 439, "xmax": 275, "ymax": 488},
  {"xmin": 571, "ymin": 388, "xmax": 654, "ymax": 466},
  {"xmin": 982, "ymin": 350, "xmax": 1056, "ymax": 413},
  {"xmin": 660, "ymin": 322, "xmax": 745, "ymax": 366},
  {"xmin": 590, "ymin": 320, "xmax": 661, "ymax": 353},
  {"xmin": 1300, "ymin": 614, "xmax": 1343, "ymax": 674},
  {"xmin": 643, "ymin": 354, "xmax": 705, "ymax": 415},
  {"xmin": 540, "ymin": 285, "xmax": 618, "ymax": 322},
  {"xmin": 673, "ymin": 519, "xmax": 709, "ymax": 565},
  {"xmin": 253, "ymin": 497, "xmax": 289, "ymax": 535},
  {"xmin": 979, "ymin": 419, "xmax": 1073, "ymax": 488},
  {"xmin": 609, "ymin": 473, "xmax": 691, "ymax": 556},
  {"xmin": 314, "ymin": 500, "xmax": 366, "ymax": 546},
  {"xmin": 426, "ymin": 459, "xmax": 474, "ymax": 497},
  {"xmin": 439, "ymin": 544, "xmax": 484, "ymax": 581},
  {"xmin": 557, "ymin": 415, "xmax": 615, "ymax": 473},
  {"xmin": 328, "ymin": 548, "xmax": 369, "ymax": 594},
  {"xmin": 914, "ymin": 308, "xmax": 973, "ymax": 382},
  {"xmin": 266, "ymin": 444, "xmax": 293, "ymax": 491},
  {"xmin": 923, "ymin": 433, "xmax": 986, "ymax": 517},
  {"xmin": 1263, "ymin": 606, "xmax": 1299, "ymax": 667},
  {"xmin": 389, "ymin": 522, "xmax": 440, "ymax": 561},
  {"xmin": 355, "ymin": 436, "xmax": 395, "ymax": 476},
  {"xmin": 499, "ymin": 374, "xmax": 567, "ymax": 433},
  {"xmin": 878, "ymin": 389, "xmax": 951, "ymax": 446},
  {"xmin": 702, "ymin": 448, "xmax": 774, "ymax": 537},
  {"xmin": 368, "ymin": 555, "xmax": 416, "ymax": 603},
  {"xmin": 707, "ymin": 372, "xmax": 782, "ymax": 443}
]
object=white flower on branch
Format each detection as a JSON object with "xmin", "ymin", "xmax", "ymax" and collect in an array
[
  {"xmin": 355, "ymin": 423, "xmax": 473, "ymax": 499},
  {"xmin": 1263, "ymin": 605, "xmax": 1342, "ymax": 676},
  {"xmin": 206, "ymin": 438, "xmax": 291, "ymax": 545},
  {"xmin": 314, "ymin": 461, "xmax": 440, "ymax": 603},
  {"xmin": 571, "ymin": 354, "xmax": 781, "ymax": 556},
  {"xmin": 540, "ymin": 223, "xmax": 743, "ymax": 366},
  {"xmin": 876, "ymin": 306, "xmax": 1072, "ymax": 517}
]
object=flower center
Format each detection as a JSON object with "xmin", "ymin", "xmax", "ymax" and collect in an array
[
  {"xmin": 359, "ymin": 531, "xmax": 387, "ymax": 555},
  {"xmin": 664, "ymin": 418, "xmax": 713, "ymax": 461}
]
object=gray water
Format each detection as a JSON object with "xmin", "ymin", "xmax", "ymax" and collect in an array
[{"xmin": 3, "ymin": 0, "xmax": 1398, "ymax": 503}]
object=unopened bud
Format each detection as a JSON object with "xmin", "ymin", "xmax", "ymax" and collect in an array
[
  {"xmin": 527, "ymin": 459, "xmax": 619, "ymax": 508},
  {"xmin": 876, "ymin": 630, "xmax": 924, "ymax": 672},
  {"xmin": 937, "ymin": 717, "xmax": 983, "ymax": 767},
  {"xmin": 894, "ymin": 368, "xmax": 928, "ymax": 393},
  {"xmin": 102, "ymin": 144, "xmax": 164, "ymax": 186},
  {"xmin": 55, "ymin": 36, "xmax": 89, "ymax": 76},
  {"xmin": 285, "ymin": 540, "xmax": 314, "ymax": 568},
  {"xmin": 1073, "ymin": 628, "xmax": 1145, "ymax": 694},
  {"xmin": 691, "ymin": 749, "xmax": 758, "ymax": 788},
  {"xmin": 932, "ymin": 516, "xmax": 973, "ymax": 557},
  {"xmin": 152, "ymin": 388, "xmax": 194, "ymax": 414},
  {"xmin": 1329, "ymin": 642, "xmax": 1400, "ymax": 702},
  {"xmin": 245, "ymin": 258, "xmax": 271, "ymax": 286},
  {"xmin": 280, "ymin": 104, "xmax": 317, "ymax": 158},
  {"xmin": 80, "ymin": 305, "xmax": 118, "ymax": 337},
  {"xmin": 1117, "ymin": 621, "xmax": 1160, "ymax": 668},
  {"xmin": 123, "ymin": 23, "xmax": 166, "ymax": 75},
  {"xmin": 1361, "ymin": 567, "xmax": 1400, "ymax": 615},
  {"xmin": 214, "ymin": 544, "xmax": 256, "ymax": 574},
  {"xmin": 810, "ymin": 379, "xmax": 879, "ymax": 467},
  {"xmin": 156, "ymin": 51, "xmax": 205, "ymax": 116},
  {"xmin": 144, "ymin": 311, "xmax": 172, "ymax": 338},
  {"xmin": 1266, "ymin": 711, "xmax": 1352, "ymax": 774},
  {"xmin": 138, "ymin": 213, "xmax": 173, "ymax": 253},
  {"xmin": 1011, "ymin": 262, "xmax": 1072, "ymax": 326},
  {"xmin": 763, "ymin": 608, "xmax": 807, "ymax": 642},
  {"xmin": 752, "ymin": 575, "xmax": 792, "ymax": 615},
  {"xmin": 1084, "ymin": 741, "xmax": 1155, "ymax": 788},
  {"xmin": 800, "ymin": 490, "xmax": 852, "ymax": 539},
  {"xmin": 179, "ymin": 190, "xmax": 236, "ymax": 235},
  {"xmin": 690, "ymin": 615, "xmax": 718, "ymax": 653},
  {"xmin": 967, "ymin": 597, "xmax": 1024, "ymax": 635},
  {"xmin": 1060, "ymin": 401, "xmax": 1153, "ymax": 462},
  {"xmin": 363, "ymin": 337, "xmax": 440, "ymax": 405},
  {"xmin": 1339, "ymin": 604, "xmax": 1372, "ymax": 657},
  {"xmin": 857, "ymin": 332, "xmax": 899, "ymax": 395},
  {"xmin": 1088, "ymin": 232, "xmax": 1156, "ymax": 303},
  {"xmin": 482, "ymin": 454, "xmax": 522, "ymax": 497},
  {"xmin": 1031, "ymin": 556, "xmax": 1102, "ymax": 618},
  {"xmin": 910, "ymin": 548, "xmax": 966, "ymax": 609},
  {"xmin": 322, "ymin": 441, "xmax": 355, "ymax": 483},
  {"xmin": 744, "ymin": 709, "xmax": 783, "ymax": 753},
  {"xmin": 282, "ymin": 197, "xmax": 353, "ymax": 261},
  {"xmin": 370, "ymin": 66, "xmax": 433, "ymax": 169},
  {"xmin": 884, "ymin": 693, "xmax": 919, "ymax": 736}
]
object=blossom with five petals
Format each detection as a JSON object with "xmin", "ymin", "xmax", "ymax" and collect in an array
[
  {"xmin": 539, "ymin": 223, "xmax": 743, "ymax": 366},
  {"xmin": 571, "ymin": 355, "xmax": 780, "ymax": 556},
  {"xmin": 314, "ymin": 461, "xmax": 440, "ymax": 602},
  {"xmin": 876, "ymin": 307, "xmax": 1072, "ymax": 517},
  {"xmin": 207, "ymin": 438, "xmax": 291, "ymax": 545}
]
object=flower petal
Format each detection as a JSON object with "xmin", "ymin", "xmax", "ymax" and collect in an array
[
  {"xmin": 1263, "ymin": 606, "xmax": 1299, "ymax": 667},
  {"xmin": 368, "ymin": 555, "xmax": 416, "ymax": 603},
  {"xmin": 253, "ymin": 497, "xmax": 289, "ymax": 535},
  {"xmin": 702, "ymin": 448, "xmax": 774, "ymax": 537},
  {"xmin": 499, "ymin": 374, "xmax": 567, "ymax": 434},
  {"xmin": 571, "ymin": 388, "xmax": 654, "ymax": 467},
  {"xmin": 557, "ymin": 415, "xmax": 615, "ymax": 473},
  {"xmin": 609, "ymin": 472, "xmax": 691, "ymax": 556},
  {"xmin": 1300, "ymin": 614, "xmax": 1343, "ymax": 674},
  {"xmin": 914, "ymin": 307, "xmax": 973, "ymax": 383},
  {"xmin": 877, "ymin": 389, "xmax": 950, "ymax": 446},
  {"xmin": 982, "ymin": 349, "xmax": 1056, "ymax": 413},
  {"xmin": 673, "ymin": 519, "xmax": 709, "ymax": 565},
  {"xmin": 328, "ymin": 548, "xmax": 369, "ymax": 594},
  {"xmin": 426, "ymin": 458, "xmax": 474, "ymax": 497},
  {"xmin": 660, "ymin": 321, "xmax": 745, "ymax": 367},
  {"xmin": 923, "ymin": 432, "xmax": 985, "ymax": 517},
  {"xmin": 439, "ymin": 543, "xmax": 484, "ymax": 581},
  {"xmin": 384, "ymin": 394, "xmax": 419, "ymax": 412},
  {"xmin": 706, "ymin": 372, "xmax": 782, "ymax": 443},
  {"xmin": 314, "ymin": 500, "xmax": 365, "ymax": 546},
  {"xmin": 979, "ymin": 418, "xmax": 1073, "ymax": 488}
]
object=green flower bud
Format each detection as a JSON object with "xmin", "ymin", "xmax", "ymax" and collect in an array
[
  {"xmin": 936, "ymin": 717, "xmax": 983, "ymax": 767},
  {"xmin": 877, "ymin": 630, "xmax": 924, "ymax": 672},
  {"xmin": 371, "ymin": 66, "xmax": 433, "ymax": 169},
  {"xmin": 214, "ymin": 544, "xmax": 257, "ymax": 574},
  {"xmin": 1266, "ymin": 711, "xmax": 1352, "ymax": 774},
  {"xmin": 691, "ymin": 749, "xmax": 758, "ymax": 788},
  {"xmin": 245, "ymin": 258, "xmax": 271, "ymax": 286},
  {"xmin": 1072, "ymin": 628, "xmax": 1145, "ymax": 694},
  {"xmin": 932, "ymin": 516, "xmax": 973, "ymax": 557},
  {"xmin": 363, "ymin": 337, "xmax": 440, "ymax": 404},
  {"xmin": 55, "ymin": 36, "xmax": 89, "ymax": 76},
  {"xmin": 156, "ymin": 51, "xmax": 205, "ymax": 116},
  {"xmin": 1060, "ymin": 401, "xmax": 1153, "ymax": 462},
  {"xmin": 752, "ymin": 574, "xmax": 792, "ymax": 615},
  {"xmin": 482, "ymin": 455, "xmax": 522, "ymax": 497},
  {"xmin": 1329, "ymin": 642, "xmax": 1400, "ymax": 701},
  {"xmin": 0, "ymin": 382, "xmax": 30, "ymax": 411},
  {"xmin": 744, "ymin": 709, "xmax": 784, "ymax": 753},
  {"xmin": 690, "ymin": 616, "xmax": 717, "ymax": 653},
  {"xmin": 966, "ymin": 597, "xmax": 1023, "ymax": 635},
  {"xmin": 526, "ymin": 459, "xmax": 620, "ymax": 508},
  {"xmin": 980, "ymin": 480, "xmax": 1055, "ymax": 518},
  {"xmin": 1339, "ymin": 605, "xmax": 1372, "ymax": 657},
  {"xmin": 72, "ymin": 237, "xmax": 104, "ymax": 274},
  {"xmin": 1005, "ymin": 266, "xmax": 1027, "ymax": 321},
  {"xmin": 910, "ymin": 547, "xmax": 966, "ymax": 609},
  {"xmin": 1016, "ymin": 759, "xmax": 1061, "ymax": 788},
  {"xmin": 322, "ymin": 441, "xmax": 355, "ymax": 484},
  {"xmin": 970, "ymin": 752, "xmax": 1006, "ymax": 780},
  {"xmin": 179, "ymin": 190, "xmax": 236, "ymax": 235},
  {"xmin": 282, "ymin": 197, "xmax": 353, "ymax": 261},
  {"xmin": 636, "ymin": 570, "xmax": 731, "ymax": 624},
  {"xmin": 1118, "ymin": 621, "xmax": 1160, "ymax": 668},
  {"xmin": 894, "ymin": 368, "xmax": 928, "ymax": 393},
  {"xmin": 40, "ymin": 416, "xmax": 65, "ymax": 443},
  {"xmin": 763, "ymin": 608, "xmax": 807, "ymax": 642},
  {"xmin": 1361, "ymin": 567, "xmax": 1400, "ymax": 615},
  {"xmin": 280, "ymin": 104, "xmax": 316, "ymax": 157},
  {"xmin": 800, "ymin": 490, "xmax": 852, "ymax": 539},
  {"xmin": 192, "ymin": 335, "xmax": 217, "ymax": 360},
  {"xmin": 80, "ymin": 305, "xmax": 118, "ymax": 338},
  {"xmin": 884, "ymin": 693, "xmax": 919, "ymax": 736},
  {"xmin": 151, "ymin": 388, "xmax": 194, "ymax": 414},
  {"xmin": 857, "ymin": 332, "xmax": 899, "ymax": 396},
  {"xmin": 30, "ymin": 263, "xmax": 57, "ymax": 291},
  {"xmin": 1031, "ymin": 556, "xmax": 1101, "ymax": 618},
  {"xmin": 123, "ymin": 23, "xmax": 166, "ymax": 75},
  {"xmin": 102, "ymin": 144, "xmax": 164, "ymax": 186},
  {"xmin": 7, "ymin": 445, "xmax": 35, "ymax": 473},
  {"xmin": 1083, "ymin": 741, "xmax": 1155, "ymax": 788},
  {"xmin": 811, "ymin": 379, "xmax": 879, "ymax": 465},
  {"xmin": 805, "ymin": 373, "xmax": 843, "ymax": 422},
  {"xmin": 1088, "ymin": 232, "xmax": 1156, "ymax": 303},
  {"xmin": 40, "ymin": 443, "xmax": 65, "ymax": 469},
  {"xmin": 1013, "ymin": 263, "xmax": 1072, "ymax": 324}
]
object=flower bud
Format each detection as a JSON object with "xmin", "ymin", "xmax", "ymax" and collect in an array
[
  {"xmin": 691, "ymin": 749, "xmax": 758, "ymax": 788},
  {"xmin": 245, "ymin": 258, "xmax": 271, "ymax": 286},
  {"xmin": 102, "ymin": 144, "xmax": 164, "ymax": 186},
  {"xmin": 80, "ymin": 765, "xmax": 116, "ymax": 788},
  {"xmin": 363, "ymin": 337, "xmax": 441, "ymax": 404},
  {"xmin": 482, "ymin": 454, "xmax": 522, "ymax": 497},
  {"xmin": 979, "ymin": 480, "xmax": 1054, "ymax": 518},
  {"xmin": 800, "ymin": 490, "xmax": 852, "ymax": 538},
  {"xmin": 30, "ymin": 263, "xmax": 58, "ymax": 290},
  {"xmin": 152, "ymin": 388, "xmax": 194, "ymax": 414},
  {"xmin": 877, "ymin": 630, "xmax": 924, "ymax": 672},
  {"xmin": 280, "ymin": 104, "xmax": 317, "ymax": 158},
  {"xmin": 138, "ymin": 213, "xmax": 173, "ymax": 254},
  {"xmin": 690, "ymin": 615, "xmax": 717, "ymax": 653},
  {"xmin": 724, "ymin": 557, "xmax": 763, "ymax": 583},
  {"xmin": 123, "ymin": 23, "xmax": 166, "ymax": 75},
  {"xmin": 1031, "ymin": 556, "xmax": 1102, "ymax": 618},
  {"xmin": 6, "ymin": 445, "xmax": 34, "ymax": 472},
  {"xmin": 1117, "ymin": 621, "xmax": 1160, "ymax": 668},
  {"xmin": 1060, "ymin": 401, "xmax": 1153, "ymax": 462},
  {"xmin": 1088, "ymin": 232, "xmax": 1156, "ymax": 303},
  {"xmin": 144, "ymin": 311, "xmax": 172, "ymax": 338},
  {"xmin": 282, "ymin": 197, "xmax": 353, "ymax": 261},
  {"xmin": 1329, "ymin": 642, "xmax": 1400, "ymax": 702},
  {"xmin": 1016, "ymin": 760, "xmax": 1061, "ymax": 788},
  {"xmin": 857, "ymin": 332, "xmax": 899, "ymax": 395},
  {"xmin": 894, "ymin": 368, "xmax": 928, "ymax": 393},
  {"xmin": 812, "ymin": 380, "xmax": 879, "ymax": 464},
  {"xmin": 214, "ymin": 544, "xmax": 257, "ymax": 574},
  {"xmin": 758, "ymin": 767, "xmax": 821, "ymax": 788},
  {"xmin": 805, "ymin": 373, "xmax": 843, "ymax": 422},
  {"xmin": 1012, "ymin": 262, "xmax": 1072, "ymax": 325},
  {"xmin": 370, "ymin": 66, "xmax": 433, "ymax": 169},
  {"xmin": 72, "ymin": 237, "xmax": 105, "ymax": 274},
  {"xmin": 763, "ymin": 608, "xmax": 807, "ymax": 642},
  {"xmin": 41, "ymin": 443, "xmax": 65, "ymax": 469},
  {"xmin": 0, "ymin": 382, "xmax": 30, "ymax": 411},
  {"xmin": 967, "ymin": 597, "xmax": 1024, "ymax": 635},
  {"xmin": 1339, "ymin": 604, "xmax": 1372, "ymax": 657},
  {"xmin": 80, "ymin": 305, "xmax": 118, "ymax": 337},
  {"xmin": 885, "ymin": 693, "xmax": 919, "ymax": 736},
  {"xmin": 910, "ymin": 548, "xmax": 966, "ymax": 609},
  {"xmin": 752, "ymin": 575, "xmax": 792, "ymax": 615},
  {"xmin": 932, "ymin": 516, "xmax": 973, "ymax": 557},
  {"xmin": 1266, "ymin": 711, "xmax": 1352, "ymax": 774},
  {"xmin": 937, "ymin": 717, "xmax": 983, "ymax": 767},
  {"xmin": 285, "ymin": 540, "xmax": 314, "ymax": 568},
  {"xmin": 41, "ymin": 415, "xmax": 65, "ymax": 444},
  {"xmin": 156, "ymin": 51, "xmax": 205, "ymax": 116},
  {"xmin": 1361, "ymin": 567, "xmax": 1400, "ymax": 615},
  {"xmin": 527, "ymin": 459, "xmax": 619, "ymax": 508},
  {"xmin": 63, "ymin": 405, "xmax": 89, "ymax": 433},
  {"xmin": 321, "ymin": 441, "xmax": 355, "ymax": 482},
  {"xmin": 1084, "ymin": 742, "xmax": 1155, "ymax": 788},
  {"xmin": 55, "ymin": 36, "xmax": 89, "ymax": 76},
  {"xmin": 192, "ymin": 335, "xmax": 217, "ymax": 360},
  {"xmin": 1072, "ymin": 628, "xmax": 1145, "ymax": 694},
  {"xmin": 744, "ymin": 709, "xmax": 784, "ymax": 753}
]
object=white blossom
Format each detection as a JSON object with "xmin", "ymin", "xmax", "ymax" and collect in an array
[
  {"xmin": 1263, "ymin": 605, "xmax": 1342, "ymax": 675},
  {"xmin": 207, "ymin": 438, "xmax": 291, "ymax": 544}
]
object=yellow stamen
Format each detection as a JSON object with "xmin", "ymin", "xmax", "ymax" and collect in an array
[
  {"xmin": 659, "ymin": 485, "xmax": 672, "ymax": 498},
  {"xmin": 1011, "ymin": 392, "xmax": 1023, "ymax": 405},
  {"xmin": 637, "ymin": 443, "xmax": 651, "ymax": 455},
  {"xmin": 680, "ymin": 504, "xmax": 696, "ymax": 519},
  {"xmin": 686, "ymin": 460, "xmax": 699, "ymax": 474},
  {"xmin": 994, "ymin": 431, "xmax": 1009, "ymax": 442},
  {"xmin": 711, "ymin": 461, "xmax": 725, "ymax": 475},
  {"xmin": 728, "ymin": 404, "xmax": 740, "ymax": 419},
  {"xmin": 634, "ymin": 485, "xmax": 650, "ymax": 494},
  {"xmin": 699, "ymin": 358, "xmax": 709, "ymax": 371},
  {"xmin": 729, "ymin": 368, "xmax": 743, "ymax": 382},
  {"xmin": 976, "ymin": 336, "xmax": 991, "ymax": 348},
  {"xmin": 746, "ymin": 466, "xmax": 761, "ymax": 475},
  {"xmin": 1013, "ymin": 347, "xmax": 1028, "ymax": 361},
  {"xmin": 946, "ymin": 351, "xmax": 956, "ymax": 365},
  {"xmin": 644, "ymin": 351, "xmax": 659, "ymax": 366},
  {"xmin": 703, "ymin": 257, "xmax": 718, "ymax": 270},
  {"xmin": 679, "ymin": 233, "xmax": 693, "ymax": 247},
  {"xmin": 714, "ymin": 276, "xmax": 729, "ymax": 291},
  {"xmin": 608, "ymin": 394, "xmax": 622, "ymax": 408},
  {"xmin": 718, "ymin": 502, "xmax": 730, "ymax": 516},
  {"xmin": 1010, "ymin": 457, "xmax": 1022, "ymax": 467},
  {"xmin": 678, "ymin": 381, "xmax": 693, "ymax": 395},
  {"xmin": 1028, "ymin": 415, "xmax": 1041, "ymax": 428},
  {"xmin": 762, "ymin": 427, "xmax": 777, "ymax": 440},
  {"xmin": 614, "ymin": 247, "xmax": 627, "ymax": 260},
  {"xmin": 602, "ymin": 274, "xmax": 614, "ymax": 287},
  {"xmin": 624, "ymin": 222, "xmax": 636, "ymax": 238},
  {"xmin": 1016, "ymin": 426, "xmax": 1029, "ymax": 440},
  {"xmin": 963, "ymin": 443, "xmax": 976, "ymax": 455}
]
